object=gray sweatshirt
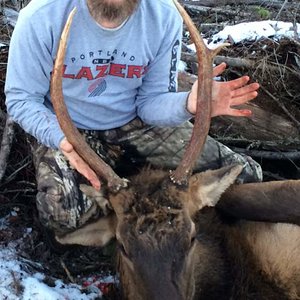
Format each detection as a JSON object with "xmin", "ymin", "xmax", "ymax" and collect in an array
[{"xmin": 5, "ymin": 0, "xmax": 191, "ymax": 149}]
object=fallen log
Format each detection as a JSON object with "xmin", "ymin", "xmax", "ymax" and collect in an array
[
  {"xmin": 181, "ymin": 52, "xmax": 300, "ymax": 80},
  {"xmin": 179, "ymin": 3, "xmax": 251, "ymax": 18},
  {"xmin": 210, "ymin": 102, "xmax": 300, "ymax": 141},
  {"xmin": 213, "ymin": 137, "xmax": 300, "ymax": 152},
  {"xmin": 0, "ymin": 115, "xmax": 15, "ymax": 182},
  {"xmin": 180, "ymin": 0, "xmax": 291, "ymax": 9},
  {"xmin": 229, "ymin": 147, "xmax": 300, "ymax": 160},
  {"xmin": 178, "ymin": 70, "xmax": 299, "ymax": 146}
]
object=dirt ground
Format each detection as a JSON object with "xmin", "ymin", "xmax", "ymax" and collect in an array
[{"xmin": 0, "ymin": 1, "xmax": 299, "ymax": 299}]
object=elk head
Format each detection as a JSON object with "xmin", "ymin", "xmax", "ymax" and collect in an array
[{"xmin": 51, "ymin": 2, "xmax": 238, "ymax": 299}]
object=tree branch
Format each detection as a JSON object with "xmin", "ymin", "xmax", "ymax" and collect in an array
[{"xmin": 0, "ymin": 115, "xmax": 15, "ymax": 182}]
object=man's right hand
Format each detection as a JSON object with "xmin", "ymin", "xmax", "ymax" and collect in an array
[{"xmin": 59, "ymin": 138, "xmax": 101, "ymax": 190}]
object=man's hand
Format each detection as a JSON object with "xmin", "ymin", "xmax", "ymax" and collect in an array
[
  {"xmin": 187, "ymin": 62, "xmax": 260, "ymax": 117},
  {"xmin": 59, "ymin": 138, "xmax": 101, "ymax": 190}
]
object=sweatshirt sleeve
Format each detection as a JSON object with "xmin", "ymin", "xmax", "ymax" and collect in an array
[
  {"xmin": 5, "ymin": 9, "xmax": 65, "ymax": 149},
  {"xmin": 135, "ymin": 10, "xmax": 193, "ymax": 126}
]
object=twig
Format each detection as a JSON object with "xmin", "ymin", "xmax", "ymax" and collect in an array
[
  {"xmin": 231, "ymin": 147, "xmax": 300, "ymax": 160},
  {"xmin": 181, "ymin": 3, "xmax": 251, "ymax": 18},
  {"xmin": 60, "ymin": 259, "xmax": 75, "ymax": 283},
  {"xmin": 0, "ymin": 108, "xmax": 6, "ymax": 122},
  {"xmin": 0, "ymin": 115, "xmax": 15, "ymax": 182},
  {"xmin": 214, "ymin": 137, "xmax": 300, "ymax": 151},
  {"xmin": 180, "ymin": 0, "xmax": 293, "ymax": 9},
  {"xmin": 181, "ymin": 52, "xmax": 300, "ymax": 80},
  {"xmin": 0, "ymin": 188, "xmax": 36, "ymax": 193},
  {"xmin": 0, "ymin": 158, "xmax": 32, "ymax": 186},
  {"xmin": 260, "ymin": 85, "xmax": 300, "ymax": 132},
  {"xmin": 19, "ymin": 257, "xmax": 45, "ymax": 273},
  {"xmin": 10, "ymin": 271, "xmax": 23, "ymax": 296},
  {"xmin": 275, "ymin": 0, "xmax": 289, "ymax": 20},
  {"xmin": 262, "ymin": 171, "xmax": 287, "ymax": 181}
]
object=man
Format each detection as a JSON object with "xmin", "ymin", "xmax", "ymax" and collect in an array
[{"xmin": 5, "ymin": 0, "xmax": 261, "ymax": 236}]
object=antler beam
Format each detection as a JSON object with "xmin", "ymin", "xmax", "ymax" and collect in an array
[
  {"xmin": 170, "ymin": 0, "xmax": 229, "ymax": 186},
  {"xmin": 50, "ymin": 8, "xmax": 128, "ymax": 192}
]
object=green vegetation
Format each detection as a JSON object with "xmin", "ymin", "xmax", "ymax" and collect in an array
[{"xmin": 254, "ymin": 6, "xmax": 271, "ymax": 20}]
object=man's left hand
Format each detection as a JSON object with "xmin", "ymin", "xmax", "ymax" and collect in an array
[{"xmin": 186, "ymin": 62, "xmax": 260, "ymax": 117}]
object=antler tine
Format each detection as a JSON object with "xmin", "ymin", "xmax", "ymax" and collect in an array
[
  {"xmin": 170, "ymin": 0, "xmax": 229, "ymax": 186},
  {"xmin": 50, "ymin": 8, "xmax": 128, "ymax": 192}
]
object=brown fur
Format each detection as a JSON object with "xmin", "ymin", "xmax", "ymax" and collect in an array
[
  {"xmin": 219, "ymin": 180, "xmax": 300, "ymax": 225},
  {"xmin": 57, "ymin": 166, "xmax": 300, "ymax": 299},
  {"xmin": 242, "ymin": 222, "xmax": 300, "ymax": 299}
]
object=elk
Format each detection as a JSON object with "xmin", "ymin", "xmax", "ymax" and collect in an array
[{"xmin": 50, "ymin": 1, "xmax": 300, "ymax": 299}]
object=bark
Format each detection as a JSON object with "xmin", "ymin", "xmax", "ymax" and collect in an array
[
  {"xmin": 0, "ymin": 115, "xmax": 15, "ymax": 182},
  {"xmin": 180, "ymin": 0, "xmax": 292, "ymax": 9},
  {"xmin": 182, "ymin": 52, "xmax": 300, "ymax": 80},
  {"xmin": 179, "ymin": 3, "xmax": 251, "ymax": 18},
  {"xmin": 178, "ymin": 71, "xmax": 300, "ymax": 144},
  {"xmin": 210, "ymin": 103, "xmax": 299, "ymax": 141}
]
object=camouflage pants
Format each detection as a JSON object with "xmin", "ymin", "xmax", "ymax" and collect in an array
[{"xmin": 32, "ymin": 118, "xmax": 262, "ymax": 235}]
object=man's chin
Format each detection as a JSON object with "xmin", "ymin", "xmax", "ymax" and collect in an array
[{"xmin": 89, "ymin": 0, "xmax": 140, "ymax": 22}]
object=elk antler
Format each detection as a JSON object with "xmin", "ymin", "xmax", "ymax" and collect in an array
[
  {"xmin": 170, "ymin": 0, "xmax": 230, "ymax": 186},
  {"xmin": 50, "ymin": 8, "xmax": 128, "ymax": 192}
]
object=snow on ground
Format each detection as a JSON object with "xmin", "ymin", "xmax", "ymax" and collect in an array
[
  {"xmin": 210, "ymin": 20, "xmax": 300, "ymax": 45},
  {"xmin": 0, "ymin": 213, "xmax": 115, "ymax": 299},
  {"xmin": 184, "ymin": 20, "xmax": 300, "ymax": 53},
  {"xmin": 0, "ymin": 241, "xmax": 101, "ymax": 300},
  {"xmin": 0, "ymin": 19, "xmax": 298, "ymax": 300}
]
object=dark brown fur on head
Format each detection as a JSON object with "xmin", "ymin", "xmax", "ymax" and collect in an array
[{"xmin": 111, "ymin": 169, "xmax": 196, "ymax": 300}]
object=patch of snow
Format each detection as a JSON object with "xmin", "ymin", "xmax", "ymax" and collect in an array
[
  {"xmin": 185, "ymin": 20, "xmax": 300, "ymax": 53},
  {"xmin": 22, "ymin": 275, "xmax": 98, "ymax": 300},
  {"xmin": 0, "ymin": 242, "xmax": 101, "ymax": 300},
  {"xmin": 210, "ymin": 20, "xmax": 300, "ymax": 45}
]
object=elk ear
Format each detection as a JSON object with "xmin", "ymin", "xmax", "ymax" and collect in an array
[
  {"xmin": 187, "ymin": 164, "xmax": 243, "ymax": 216},
  {"xmin": 56, "ymin": 214, "xmax": 117, "ymax": 247}
]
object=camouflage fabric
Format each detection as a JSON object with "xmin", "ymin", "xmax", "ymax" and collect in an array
[{"xmin": 31, "ymin": 118, "xmax": 262, "ymax": 234}]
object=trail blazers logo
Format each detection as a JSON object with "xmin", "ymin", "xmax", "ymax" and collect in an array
[
  {"xmin": 88, "ymin": 77, "xmax": 107, "ymax": 97},
  {"xmin": 62, "ymin": 55, "xmax": 148, "ymax": 98}
]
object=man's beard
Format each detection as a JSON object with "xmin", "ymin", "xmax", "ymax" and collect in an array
[{"xmin": 88, "ymin": 0, "xmax": 140, "ymax": 23}]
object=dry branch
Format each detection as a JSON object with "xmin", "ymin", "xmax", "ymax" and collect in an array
[
  {"xmin": 230, "ymin": 147, "xmax": 300, "ymax": 160},
  {"xmin": 0, "ymin": 115, "xmax": 15, "ymax": 182},
  {"xmin": 181, "ymin": 52, "xmax": 300, "ymax": 80},
  {"xmin": 260, "ymin": 85, "xmax": 300, "ymax": 132},
  {"xmin": 214, "ymin": 137, "xmax": 300, "ymax": 152},
  {"xmin": 180, "ymin": 3, "xmax": 251, "ymax": 18},
  {"xmin": 211, "ymin": 102, "xmax": 299, "ymax": 141},
  {"xmin": 180, "ymin": 0, "xmax": 294, "ymax": 9}
]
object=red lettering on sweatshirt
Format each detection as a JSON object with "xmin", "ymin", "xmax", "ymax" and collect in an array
[
  {"xmin": 127, "ymin": 65, "xmax": 144, "ymax": 78},
  {"xmin": 75, "ymin": 67, "xmax": 93, "ymax": 80},
  {"xmin": 95, "ymin": 65, "xmax": 109, "ymax": 78},
  {"xmin": 62, "ymin": 65, "xmax": 75, "ymax": 79},
  {"xmin": 108, "ymin": 63, "xmax": 126, "ymax": 78},
  {"xmin": 62, "ymin": 64, "xmax": 147, "ymax": 80}
]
